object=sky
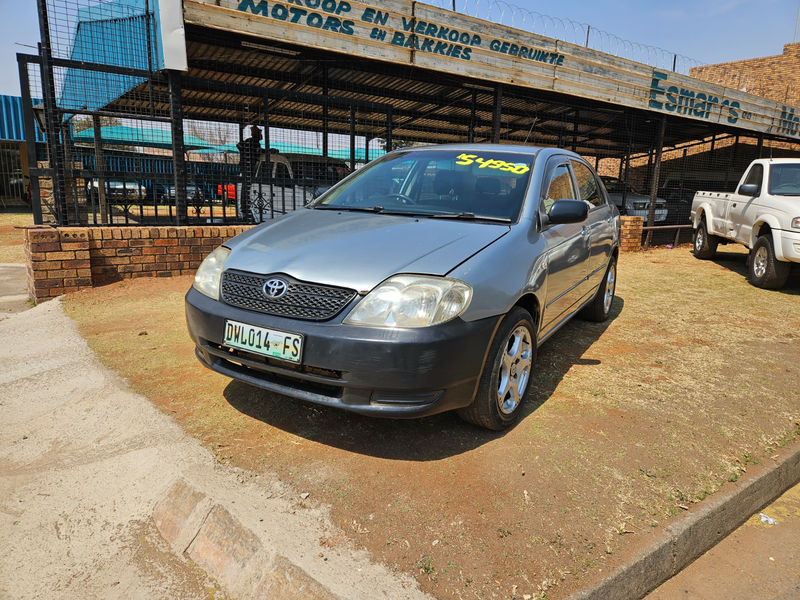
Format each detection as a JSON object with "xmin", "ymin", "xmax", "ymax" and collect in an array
[{"xmin": 1, "ymin": 0, "xmax": 800, "ymax": 97}]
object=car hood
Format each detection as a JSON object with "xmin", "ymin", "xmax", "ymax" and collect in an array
[{"xmin": 224, "ymin": 209, "xmax": 510, "ymax": 292}]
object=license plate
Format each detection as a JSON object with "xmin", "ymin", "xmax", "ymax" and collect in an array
[{"xmin": 223, "ymin": 320, "xmax": 303, "ymax": 363}]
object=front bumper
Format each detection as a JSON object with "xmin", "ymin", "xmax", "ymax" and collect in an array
[
  {"xmin": 626, "ymin": 208, "xmax": 668, "ymax": 222},
  {"xmin": 779, "ymin": 228, "xmax": 800, "ymax": 263},
  {"xmin": 185, "ymin": 287, "xmax": 501, "ymax": 418}
]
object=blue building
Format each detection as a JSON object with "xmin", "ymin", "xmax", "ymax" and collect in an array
[{"xmin": 0, "ymin": 95, "xmax": 44, "ymax": 208}]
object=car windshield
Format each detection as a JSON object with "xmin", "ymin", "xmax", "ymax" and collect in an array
[
  {"xmin": 769, "ymin": 164, "xmax": 800, "ymax": 196},
  {"xmin": 314, "ymin": 149, "xmax": 535, "ymax": 221}
]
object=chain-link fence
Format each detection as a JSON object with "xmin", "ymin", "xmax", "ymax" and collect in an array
[{"xmin": 21, "ymin": 0, "xmax": 800, "ymax": 237}]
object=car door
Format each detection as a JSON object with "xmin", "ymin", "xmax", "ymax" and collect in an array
[
  {"xmin": 572, "ymin": 159, "xmax": 615, "ymax": 292},
  {"xmin": 728, "ymin": 163, "xmax": 763, "ymax": 243},
  {"xmin": 539, "ymin": 156, "xmax": 590, "ymax": 340}
]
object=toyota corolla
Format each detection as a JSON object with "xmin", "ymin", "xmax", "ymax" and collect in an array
[{"xmin": 185, "ymin": 145, "xmax": 620, "ymax": 430}]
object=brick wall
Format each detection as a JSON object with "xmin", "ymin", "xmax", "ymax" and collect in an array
[
  {"xmin": 23, "ymin": 225, "xmax": 253, "ymax": 304},
  {"xmin": 691, "ymin": 42, "xmax": 800, "ymax": 106},
  {"xmin": 620, "ymin": 216, "xmax": 644, "ymax": 252},
  {"xmin": 24, "ymin": 219, "xmax": 644, "ymax": 303}
]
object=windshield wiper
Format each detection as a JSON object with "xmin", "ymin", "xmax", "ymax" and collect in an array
[
  {"xmin": 315, "ymin": 205, "xmax": 384, "ymax": 213},
  {"xmin": 429, "ymin": 212, "xmax": 511, "ymax": 223}
]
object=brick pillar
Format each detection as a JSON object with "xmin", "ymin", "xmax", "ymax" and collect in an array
[
  {"xmin": 23, "ymin": 226, "xmax": 93, "ymax": 304},
  {"xmin": 620, "ymin": 216, "xmax": 644, "ymax": 252}
]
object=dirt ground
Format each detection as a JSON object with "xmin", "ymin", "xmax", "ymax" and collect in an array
[
  {"xmin": 60, "ymin": 244, "xmax": 800, "ymax": 600},
  {"xmin": 0, "ymin": 211, "xmax": 32, "ymax": 263}
]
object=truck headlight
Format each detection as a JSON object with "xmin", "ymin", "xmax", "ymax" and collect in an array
[
  {"xmin": 193, "ymin": 246, "xmax": 230, "ymax": 300},
  {"xmin": 344, "ymin": 275, "xmax": 472, "ymax": 328},
  {"xmin": 792, "ymin": 217, "xmax": 800, "ymax": 229}
]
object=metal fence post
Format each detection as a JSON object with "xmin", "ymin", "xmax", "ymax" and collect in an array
[
  {"xmin": 168, "ymin": 70, "xmax": 188, "ymax": 225},
  {"xmin": 17, "ymin": 54, "xmax": 43, "ymax": 225},
  {"xmin": 36, "ymin": 0, "xmax": 67, "ymax": 225}
]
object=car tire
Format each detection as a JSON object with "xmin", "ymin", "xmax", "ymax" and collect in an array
[
  {"xmin": 579, "ymin": 257, "xmax": 617, "ymax": 322},
  {"xmin": 692, "ymin": 219, "xmax": 719, "ymax": 259},
  {"xmin": 749, "ymin": 235, "xmax": 791, "ymax": 289},
  {"xmin": 457, "ymin": 307, "xmax": 536, "ymax": 431}
]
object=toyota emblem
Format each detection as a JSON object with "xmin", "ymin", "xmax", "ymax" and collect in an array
[{"xmin": 263, "ymin": 278, "xmax": 288, "ymax": 298}]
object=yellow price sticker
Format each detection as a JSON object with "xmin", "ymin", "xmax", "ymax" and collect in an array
[{"xmin": 455, "ymin": 154, "xmax": 530, "ymax": 174}]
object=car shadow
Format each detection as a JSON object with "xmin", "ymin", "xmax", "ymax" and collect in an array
[
  {"xmin": 708, "ymin": 249, "xmax": 800, "ymax": 295},
  {"xmin": 223, "ymin": 297, "xmax": 624, "ymax": 461}
]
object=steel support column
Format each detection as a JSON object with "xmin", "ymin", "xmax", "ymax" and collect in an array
[
  {"xmin": 492, "ymin": 85, "xmax": 503, "ymax": 143},
  {"xmin": 168, "ymin": 70, "xmax": 188, "ymax": 225},
  {"xmin": 350, "ymin": 106, "xmax": 356, "ymax": 169},
  {"xmin": 645, "ymin": 117, "xmax": 667, "ymax": 248}
]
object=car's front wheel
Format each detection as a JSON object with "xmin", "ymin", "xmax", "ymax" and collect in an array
[
  {"xmin": 457, "ymin": 307, "xmax": 536, "ymax": 431},
  {"xmin": 749, "ymin": 234, "xmax": 791, "ymax": 289}
]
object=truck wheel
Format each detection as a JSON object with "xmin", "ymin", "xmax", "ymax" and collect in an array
[
  {"xmin": 580, "ymin": 257, "xmax": 617, "ymax": 322},
  {"xmin": 457, "ymin": 307, "xmax": 535, "ymax": 431},
  {"xmin": 692, "ymin": 220, "xmax": 719, "ymax": 259},
  {"xmin": 749, "ymin": 235, "xmax": 791, "ymax": 289}
]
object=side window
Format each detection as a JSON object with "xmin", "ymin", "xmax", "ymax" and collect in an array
[
  {"xmin": 743, "ymin": 164, "xmax": 763, "ymax": 190},
  {"xmin": 572, "ymin": 161, "xmax": 605, "ymax": 207},
  {"xmin": 542, "ymin": 162, "xmax": 576, "ymax": 212}
]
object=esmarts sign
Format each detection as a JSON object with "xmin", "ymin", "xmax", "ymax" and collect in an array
[{"xmin": 648, "ymin": 70, "xmax": 749, "ymax": 125}]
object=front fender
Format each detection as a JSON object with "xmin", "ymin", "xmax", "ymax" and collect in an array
[{"xmin": 750, "ymin": 214, "xmax": 786, "ymax": 260}]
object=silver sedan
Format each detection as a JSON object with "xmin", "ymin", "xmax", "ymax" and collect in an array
[{"xmin": 186, "ymin": 145, "xmax": 620, "ymax": 430}]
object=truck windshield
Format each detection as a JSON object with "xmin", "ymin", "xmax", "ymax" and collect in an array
[
  {"xmin": 314, "ymin": 149, "xmax": 535, "ymax": 222},
  {"xmin": 769, "ymin": 164, "xmax": 800, "ymax": 196}
]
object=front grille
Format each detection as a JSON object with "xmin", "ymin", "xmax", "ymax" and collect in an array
[{"xmin": 221, "ymin": 270, "xmax": 357, "ymax": 320}]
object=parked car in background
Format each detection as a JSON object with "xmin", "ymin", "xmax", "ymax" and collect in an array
[
  {"xmin": 150, "ymin": 181, "xmax": 206, "ymax": 205},
  {"xmin": 86, "ymin": 179, "xmax": 148, "ymax": 204},
  {"xmin": 186, "ymin": 144, "xmax": 620, "ymax": 430},
  {"xmin": 600, "ymin": 176, "xmax": 667, "ymax": 222}
]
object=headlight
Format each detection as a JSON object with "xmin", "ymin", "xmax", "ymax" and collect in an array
[
  {"xmin": 193, "ymin": 246, "xmax": 230, "ymax": 299},
  {"xmin": 344, "ymin": 275, "xmax": 472, "ymax": 328},
  {"xmin": 792, "ymin": 217, "xmax": 800, "ymax": 229}
]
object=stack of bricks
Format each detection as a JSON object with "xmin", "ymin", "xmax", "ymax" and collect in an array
[
  {"xmin": 620, "ymin": 216, "xmax": 644, "ymax": 252},
  {"xmin": 23, "ymin": 225, "xmax": 253, "ymax": 304}
]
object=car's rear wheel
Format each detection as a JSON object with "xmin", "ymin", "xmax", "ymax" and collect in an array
[
  {"xmin": 692, "ymin": 219, "xmax": 719, "ymax": 259},
  {"xmin": 580, "ymin": 257, "xmax": 617, "ymax": 322},
  {"xmin": 457, "ymin": 307, "xmax": 535, "ymax": 431},
  {"xmin": 749, "ymin": 235, "xmax": 791, "ymax": 289}
]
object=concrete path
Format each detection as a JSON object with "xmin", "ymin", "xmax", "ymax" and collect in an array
[
  {"xmin": 0, "ymin": 263, "xmax": 29, "ymax": 320},
  {"xmin": 0, "ymin": 300, "xmax": 431, "ymax": 600},
  {"xmin": 645, "ymin": 481, "xmax": 800, "ymax": 600}
]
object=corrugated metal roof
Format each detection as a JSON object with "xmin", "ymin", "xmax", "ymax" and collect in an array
[
  {"xmin": 73, "ymin": 125, "xmax": 220, "ymax": 150},
  {"xmin": 0, "ymin": 95, "xmax": 45, "ymax": 143}
]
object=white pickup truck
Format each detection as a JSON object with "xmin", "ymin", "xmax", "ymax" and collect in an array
[{"xmin": 691, "ymin": 158, "xmax": 800, "ymax": 289}]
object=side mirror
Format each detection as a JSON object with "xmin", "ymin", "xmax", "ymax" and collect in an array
[
  {"xmin": 738, "ymin": 183, "xmax": 759, "ymax": 197},
  {"xmin": 547, "ymin": 199, "xmax": 589, "ymax": 225}
]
